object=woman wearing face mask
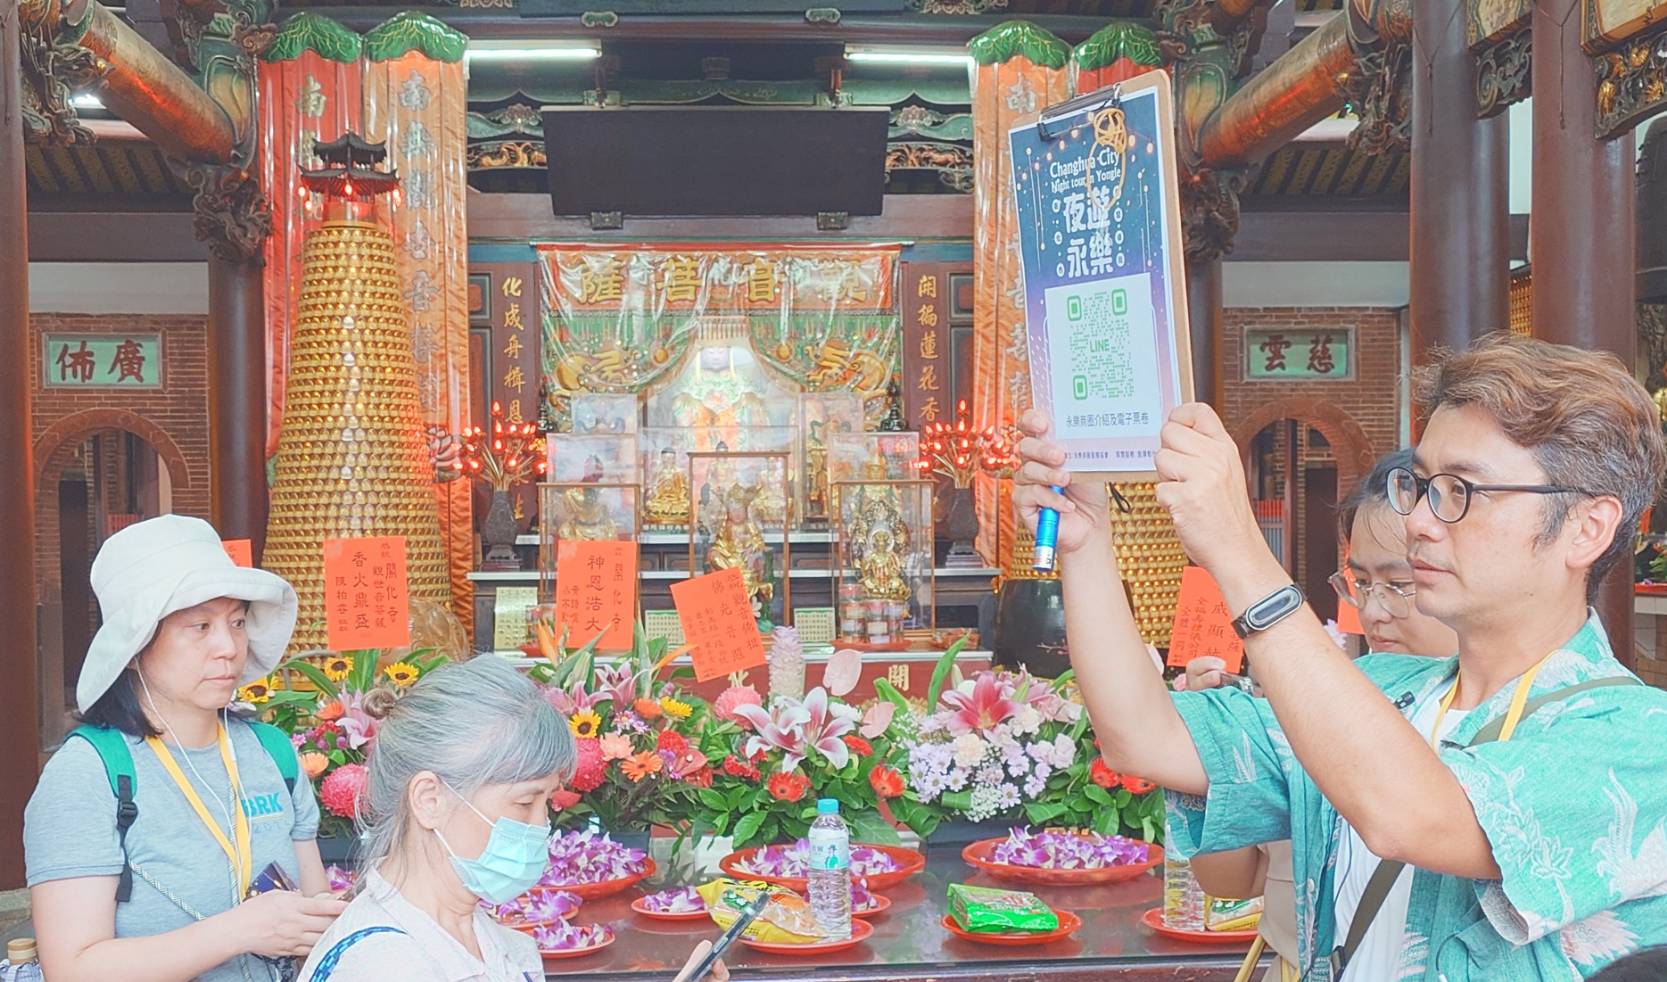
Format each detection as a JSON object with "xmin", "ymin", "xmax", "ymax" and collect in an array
[
  {"xmin": 24, "ymin": 515, "xmax": 347, "ymax": 982},
  {"xmin": 1180, "ymin": 449, "xmax": 1459, "ymax": 982},
  {"xmin": 298, "ymin": 655, "xmax": 726, "ymax": 982}
]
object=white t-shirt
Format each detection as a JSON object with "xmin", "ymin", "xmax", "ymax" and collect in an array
[{"xmin": 1332, "ymin": 692, "xmax": 1468, "ymax": 981}]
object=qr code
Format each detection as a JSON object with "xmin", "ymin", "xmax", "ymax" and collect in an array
[{"xmin": 1067, "ymin": 289, "xmax": 1136, "ymax": 402}]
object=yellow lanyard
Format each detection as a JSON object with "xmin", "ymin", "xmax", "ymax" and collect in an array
[
  {"xmin": 1427, "ymin": 654, "xmax": 1552, "ymax": 750},
  {"xmin": 147, "ymin": 724, "xmax": 253, "ymax": 894}
]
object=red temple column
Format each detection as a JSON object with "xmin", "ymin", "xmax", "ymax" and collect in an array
[
  {"xmin": 1409, "ymin": 0, "xmax": 1509, "ymax": 373},
  {"xmin": 208, "ymin": 255, "xmax": 269, "ymax": 558},
  {"xmin": 1531, "ymin": 0, "xmax": 1637, "ymax": 666},
  {"xmin": 1, "ymin": 0, "xmax": 43, "ymax": 886},
  {"xmin": 1186, "ymin": 256, "xmax": 1224, "ymax": 407}
]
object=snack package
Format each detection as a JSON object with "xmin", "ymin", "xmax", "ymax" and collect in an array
[
  {"xmin": 697, "ymin": 878, "xmax": 827, "ymax": 945},
  {"xmin": 947, "ymin": 883, "xmax": 1060, "ymax": 933},
  {"xmin": 1204, "ymin": 895, "xmax": 1264, "ymax": 933}
]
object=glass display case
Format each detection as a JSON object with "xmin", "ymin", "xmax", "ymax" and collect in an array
[
  {"xmin": 568, "ymin": 392, "xmax": 640, "ymax": 435},
  {"xmin": 798, "ymin": 391, "xmax": 864, "ymax": 526},
  {"xmin": 548, "ymin": 432, "xmax": 640, "ymax": 485},
  {"xmin": 537, "ymin": 482, "xmax": 640, "ymax": 603},
  {"xmin": 688, "ymin": 451, "xmax": 792, "ymax": 627},
  {"xmin": 831, "ymin": 478, "xmax": 936, "ymax": 648},
  {"xmin": 830, "ymin": 431, "xmax": 922, "ymax": 484}
]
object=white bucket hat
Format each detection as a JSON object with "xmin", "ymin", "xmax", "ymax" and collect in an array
[{"xmin": 77, "ymin": 515, "xmax": 299, "ymax": 713}]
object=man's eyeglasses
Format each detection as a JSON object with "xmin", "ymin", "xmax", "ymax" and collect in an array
[
  {"xmin": 1385, "ymin": 466, "xmax": 1593, "ymax": 525},
  {"xmin": 1328, "ymin": 571, "xmax": 1415, "ymax": 618}
]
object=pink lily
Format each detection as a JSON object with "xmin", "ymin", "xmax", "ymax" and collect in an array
[
  {"xmin": 336, "ymin": 692, "xmax": 379, "ymax": 751},
  {"xmin": 543, "ymin": 682, "xmax": 604, "ymax": 717},
  {"xmin": 940, "ymin": 674, "xmax": 1020, "ymax": 735},
  {"xmin": 593, "ymin": 662, "xmax": 637, "ymax": 708},
  {"xmin": 799, "ymin": 687, "xmax": 860, "ymax": 769},
  {"xmin": 1011, "ymin": 670, "xmax": 1083, "ymax": 723},
  {"xmin": 733, "ymin": 699, "xmax": 811, "ymax": 770}
]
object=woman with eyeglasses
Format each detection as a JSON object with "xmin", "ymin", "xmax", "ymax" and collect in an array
[{"xmin": 1181, "ymin": 449, "xmax": 1458, "ymax": 982}]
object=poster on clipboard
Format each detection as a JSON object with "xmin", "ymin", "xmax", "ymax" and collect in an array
[{"xmin": 1009, "ymin": 70, "xmax": 1193, "ymax": 482}]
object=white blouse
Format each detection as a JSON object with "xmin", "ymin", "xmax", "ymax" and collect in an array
[{"xmin": 297, "ymin": 869, "xmax": 543, "ymax": 982}]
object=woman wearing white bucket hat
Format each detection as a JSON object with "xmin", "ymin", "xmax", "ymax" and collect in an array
[{"xmin": 23, "ymin": 515, "xmax": 348, "ymax": 982}]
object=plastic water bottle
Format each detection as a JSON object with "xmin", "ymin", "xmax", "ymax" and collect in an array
[
  {"xmin": 2, "ymin": 939, "xmax": 44, "ymax": 982},
  {"xmin": 806, "ymin": 798, "xmax": 852, "ymax": 939}
]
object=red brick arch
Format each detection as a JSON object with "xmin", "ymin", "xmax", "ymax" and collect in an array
[
  {"xmin": 33, "ymin": 408, "xmax": 193, "ymax": 493},
  {"xmin": 1230, "ymin": 397, "xmax": 1379, "ymax": 496}
]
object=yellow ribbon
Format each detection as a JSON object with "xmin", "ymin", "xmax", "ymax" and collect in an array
[
  {"xmin": 147, "ymin": 724, "xmax": 253, "ymax": 895},
  {"xmin": 1427, "ymin": 654, "xmax": 1552, "ymax": 750}
]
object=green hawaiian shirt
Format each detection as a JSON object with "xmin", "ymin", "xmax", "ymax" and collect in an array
[{"xmin": 1166, "ymin": 612, "xmax": 1667, "ymax": 980}]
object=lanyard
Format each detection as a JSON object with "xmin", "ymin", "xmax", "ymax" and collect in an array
[
  {"xmin": 147, "ymin": 724, "xmax": 253, "ymax": 894},
  {"xmin": 1427, "ymin": 654, "xmax": 1552, "ymax": 750}
]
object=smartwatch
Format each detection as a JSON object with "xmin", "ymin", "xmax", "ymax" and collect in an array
[{"xmin": 1230, "ymin": 583, "xmax": 1306, "ymax": 639}]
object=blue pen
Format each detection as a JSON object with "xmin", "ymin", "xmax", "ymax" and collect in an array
[{"xmin": 1033, "ymin": 487, "xmax": 1064, "ymax": 572}]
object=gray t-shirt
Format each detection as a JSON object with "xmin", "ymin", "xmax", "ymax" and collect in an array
[{"xmin": 25, "ymin": 719, "xmax": 321, "ymax": 982}]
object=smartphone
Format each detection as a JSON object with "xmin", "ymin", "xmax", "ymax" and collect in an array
[
  {"xmin": 249, "ymin": 862, "xmax": 298, "ymax": 896},
  {"xmin": 681, "ymin": 892, "xmax": 769, "ymax": 982}
]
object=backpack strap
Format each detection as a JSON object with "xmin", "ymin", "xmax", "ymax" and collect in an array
[
  {"xmin": 306, "ymin": 926, "xmax": 406, "ymax": 982},
  {"xmin": 1328, "ymin": 675, "xmax": 1643, "ymax": 976},
  {"xmin": 67, "ymin": 725, "xmax": 140, "ymax": 903},
  {"xmin": 245, "ymin": 720, "xmax": 299, "ymax": 794}
]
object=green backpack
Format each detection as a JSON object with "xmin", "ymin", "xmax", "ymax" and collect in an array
[{"xmin": 68, "ymin": 721, "xmax": 299, "ymax": 902}]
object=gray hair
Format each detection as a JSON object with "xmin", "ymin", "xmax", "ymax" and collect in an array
[{"xmin": 355, "ymin": 656, "xmax": 574, "ymax": 868}]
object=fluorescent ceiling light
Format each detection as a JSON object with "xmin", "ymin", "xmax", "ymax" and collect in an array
[
  {"xmin": 845, "ymin": 44, "xmax": 972, "ymax": 67},
  {"xmin": 71, "ymin": 94, "xmax": 104, "ymax": 109},
  {"xmin": 465, "ymin": 40, "xmax": 600, "ymax": 62}
]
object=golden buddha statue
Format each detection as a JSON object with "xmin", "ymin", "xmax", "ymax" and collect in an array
[
  {"xmin": 559, "ymin": 485, "xmax": 619, "ymax": 541},
  {"xmin": 644, "ymin": 448, "xmax": 690, "ymax": 527},
  {"xmin": 858, "ymin": 528, "xmax": 910, "ymax": 601},
  {"xmin": 754, "ymin": 457, "xmax": 791, "ymax": 528},
  {"xmin": 707, "ymin": 480, "xmax": 772, "ymax": 606},
  {"xmin": 804, "ymin": 421, "xmax": 830, "ymax": 520}
]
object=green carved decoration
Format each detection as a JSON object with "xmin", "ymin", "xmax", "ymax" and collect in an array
[
  {"xmin": 1073, "ymin": 21, "xmax": 1163, "ymax": 72},
  {"xmin": 263, "ymin": 12, "xmax": 362, "ymax": 63},
  {"xmin": 364, "ymin": 11, "xmax": 468, "ymax": 63},
  {"xmin": 967, "ymin": 21, "xmax": 1070, "ymax": 69}
]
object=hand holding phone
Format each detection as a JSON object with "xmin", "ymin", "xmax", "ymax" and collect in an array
[{"xmin": 676, "ymin": 893, "xmax": 766, "ymax": 982}]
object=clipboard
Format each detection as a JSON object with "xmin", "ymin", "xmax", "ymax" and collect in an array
[{"xmin": 1008, "ymin": 70, "xmax": 1194, "ymax": 483}]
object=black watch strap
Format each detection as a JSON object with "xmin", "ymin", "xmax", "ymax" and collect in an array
[{"xmin": 1230, "ymin": 584, "xmax": 1306, "ymax": 639}]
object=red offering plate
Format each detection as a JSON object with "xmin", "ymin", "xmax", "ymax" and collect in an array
[
  {"xmin": 940, "ymin": 909, "xmax": 1082, "ymax": 947},
  {"xmin": 630, "ymin": 896, "xmax": 710, "ymax": 923},
  {"xmin": 720, "ymin": 846, "xmax": 925, "ymax": 892},
  {"xmin": 961, "ymin": 838, "xmax": 1162, "ymax": 886},
  {"xmin": 546, "ymin": 858, "xmax": 657, "ymax": 900},
  {"xmin": 739, "ymin": 917, "xmax": 874, "ymax": 956},
  {"xmin": 852, "ymin": 894, "xmax": 892, "ymax": 919},
  {"xmin": 539, "ymin": 931, "xmax": 617, "ymax": 960},
  {"xmin": 1139, "ymin": 907, "xmax": 1259, "ymax": 944}
]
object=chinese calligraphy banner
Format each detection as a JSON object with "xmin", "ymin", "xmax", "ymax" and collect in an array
[
  {"xmin": 553, "ymin": 539, "xmax": 638, "ymax": 651},
  {"xmin": 322, "ymin": 535, "xmax": 413, "ymax": 651},
  {"xmin": 1166, "ymin": 565, "xmax": 1244, "ymax": 673},
  {"xmin": 1011, "ymin": 70, "xmax": 1192, "ymax": 482},
  {"xmin": 537, "ymin": 244, "xmax": 901, "ymax": 422},
  {"xmin": 476, "ymin": 263, "xmax": 541, "ymax": 533},
  {"xmin": 42, "ymin": 335, "xmax": 161, "ymax": 388},
  {"xmin": 671, "ymin": 567, "xmax": 767, "ymax": 682},
  {"xmin": 1244, "ymin": 328, "xmax": 1353, "ymax": 380},
  {"xmin": 901, "ymin": 263, "xmax": 952, "ymax": 430}
]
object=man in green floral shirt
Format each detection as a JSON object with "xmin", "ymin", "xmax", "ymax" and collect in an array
[{"xmin": 1012, "ymin": 334, "xmax": 1667, "ymax": 980}]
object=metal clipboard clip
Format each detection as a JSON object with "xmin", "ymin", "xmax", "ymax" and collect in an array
[{"xmin": 1036, "ymin": 84, "xmax": 1123, "ymax": 141}]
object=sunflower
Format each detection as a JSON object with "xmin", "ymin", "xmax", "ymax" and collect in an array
[
  {"xmin": 658, "ymin": 696, "xmax": 693, "ymax": 720},
  {"xmin": 383, "ymin": 662, "xmax": 419, "ymax": 688},
  {"xmin": 323, "ymin": 656, "xmax": 353, "ymax": 683},
  {"xmin": 569, "ymin": 710, "xmax": 603, "ymax": 739},
  {"xmin": 238, "ymin": 680, "xmax": 272, "ymax": 705}
]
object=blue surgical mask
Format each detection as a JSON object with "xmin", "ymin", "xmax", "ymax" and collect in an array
[{"xmin": 434, "ymin": 783, "xmax": 550, "ymax": 904}]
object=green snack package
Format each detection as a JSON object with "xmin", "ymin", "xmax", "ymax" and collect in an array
[{"xmin": 947, "ymin": 883, "xmax": 1060, "ymax": 933}]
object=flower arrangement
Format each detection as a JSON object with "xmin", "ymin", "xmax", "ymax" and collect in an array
[
  {"xmin": 990, "ymin": 826, "xmax": 1151, "ymax": 869},
  {"xmin": 530, "ymin": 624, "xmax": 714, "ymax": 835},
  {"xmin": 538, "ymin": 829, "xmax": 648, "ymax": 888},
  {"xmin": 688, "ymin": 647, "xmax": 929, "ymax": 849},
  {"xmin": 902, "ymin": 649, "xmax": 1165, "ymax": 843},
  {"xmin": 241, "ymin": 649, "xmax": 448, "ymax": 838}
]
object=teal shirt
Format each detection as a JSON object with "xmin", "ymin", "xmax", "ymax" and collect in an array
[{"xmin": 1165, "ymin": 612, "xmax": 1667, "ymax": 980}]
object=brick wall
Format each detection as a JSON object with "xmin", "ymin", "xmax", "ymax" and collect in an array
[
  {"xmin": 1219, "ymin": 307, "xmax": 1404, "ymax": 606},
  {"xmin": 30, "ymin": 314, "xmax": 213, "ymax": 722}
]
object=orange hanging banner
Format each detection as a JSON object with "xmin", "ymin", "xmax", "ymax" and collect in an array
[
  {"xmin": 1335, "ymin": 599, "xmax": 1365, "ymax": 636},
  {"xmin": 670, "ymin": 568, "xmax": 767, "ymax": 682},
  {"xmin": 553, "ymin": 540, "xmax": 638, "ymax": 651},
  {"xmin": 1166, "ymin": 565, "xmax": 1245, "ymax": 674},
  {"xmin": 322, "ymin": 536, "xmax": 412, "ymax": 651},
  {"xmin": 222, "ymin": 539, "xmax": 254, "ymax": 568}
]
